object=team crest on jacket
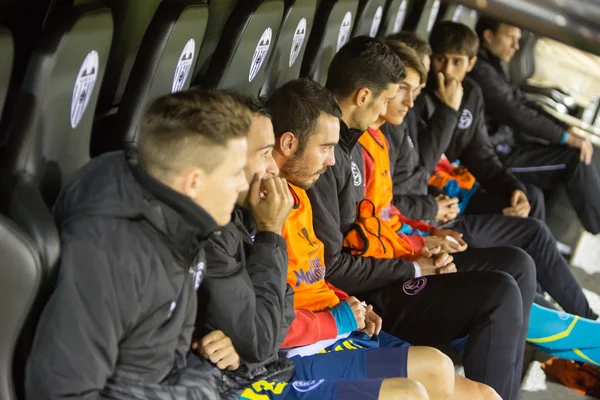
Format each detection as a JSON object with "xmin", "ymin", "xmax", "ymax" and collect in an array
[
  {"xmin": 458, "ymin": 109, "xmax": 473, "ymax": 129},
  {"xmin": 249, "ymin": 28, "xmax": 272, "ymax": 82},
  {"xmin": 350, "ymin": 161, "xmax": 363, "ymax": 186},
  {"xmin": 403, "ymin": 277, "xmax": 427, "ymax": 295},
  {"xmin": 193, "ymin": 261, "xmax": 205, "ymax": 290}
]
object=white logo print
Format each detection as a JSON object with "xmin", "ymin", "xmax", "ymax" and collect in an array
[
  {"xmin": 427, "ymin": 0, "xmax": 441, "ymax": 33},
  {"xmin": 172, "ymin": 39, "xmax": 195, "ymax": 93},
  {"xmin": 70, "ymin": 50, "xmax": 99, "ymax": 129},
  {"xmin": 452, "ymin": 5, "xmax": 465, "ymax": 22},
  {"xmin": 194, "ymin": 261, "xmax": 205, "ymax": 290},
  {"xmin": 289, "ymin": 18, "xmax": 307, "ymax": 67},
  {"xmin": 393, "ymin": 0, "xmax": 408, "ymax": 33},
  {"xmin": 458, "ymin": 109, "xmax": 473, "ymax": 129},
  {"xmin": 292, "ymin": 380, "xmax": 325, "ymax": 392},
  {"xmin": 336, "ymin": 12, "xmax": 352, "ymax": 52},
  {"xmin": 167, "ymin": 301, "xmax": 177, "ymax": 318},
  {"xmin": 350, "ymin": 161, "xmax": 363, "ymax": 187},
  {"xmin": 407, "ymin": 135, "xmax": 415, "ymax": 148},
  {"xmin": 369, "ymin": 6, "xmax": 383, "ymax": 37},
  {"xmin": 249, "ymin": 28, "xmax": 272, "ymax": 82}
]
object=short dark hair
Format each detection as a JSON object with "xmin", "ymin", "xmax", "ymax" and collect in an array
[
  {"xmin": 475, "ymin": 15, "xmax": 501, "ymax": 39},
  {"xmin": 386, "ymin": 31, "xmax": 432, "ymax": 60},
  {"xmin": 429, "ymin": 21, "xmax": 479, "ymax": 59},
  {"xmin": 325, "ymin": 36, "xmax": 406, "ymax": 100},
  {"xmin": 385, "ymin": 40, "xmax": 427, "ymax": 84},
  {"xmin": 138, "ymin": 89, "xmax": 252, "ymax": 181},
  {"xmin": 266, "ymin": 78, "xmax": 341, "ymax": 154},
  {"xmin": 221, "ymin": 89, "xmax": 270, "ymax": 118}
]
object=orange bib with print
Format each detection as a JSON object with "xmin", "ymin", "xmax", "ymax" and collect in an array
[{"xmin": 282, "ymin": 183, "xmax": 340, "ymax": 312}]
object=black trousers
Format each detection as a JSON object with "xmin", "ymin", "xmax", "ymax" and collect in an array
[
  {"xmin": 464, "ymin": 183, "xmax": 546, "ymax": 221},
  {"xmin": 499, "ymin": 143, "xmax": 600, "ymax": 234},
  {"xmin": 453, "ymin": 213, "xmax": 597, "ymax": 320},
  {"xmin": 358, "ymin": 247, "xmax": 534, "ymax": 400}
]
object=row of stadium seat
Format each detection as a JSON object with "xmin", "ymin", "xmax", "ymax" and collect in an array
[{"xmin": 0, "ymin": 0, "xmax": 479, "ymax": 398}]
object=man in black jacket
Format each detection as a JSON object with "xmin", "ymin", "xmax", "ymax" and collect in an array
[
  {"xmin": 25, "ymin": 90, "xmax": 252, "ymax": 399},
  {"xmin": 306, "ymin": 36, "xmax": 533, "ymax": 400},
  {"xmin": 390, "ymin": 23, "xmax": 597, "ymax": 321},
  {"xmin": 470, "ymin": 16, "xmax": 600, "ymax": 234}
]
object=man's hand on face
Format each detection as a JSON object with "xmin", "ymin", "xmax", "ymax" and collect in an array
[
  {"xmin": 360, "ymin": 304, "xmax": 383, "ymax": 337},
  {"xmin": 567, "ymin": 127, "xmax": 594, "ymax": 165},
  {"xmin": 248, "ymin": 174, "xmax": 294, "ymax": 234},
  {"xmin": 502, "ymin": 190, "xmax": 530, "ymax": 218},
  {"xmin": 414, "ymin": 245, "xmax": 457, "ymax": 276},
  {"xmin": 193, "ymin": 330, "xmax": 240, "ymax": 371},
  {"xmin": 426, "ymin": 229, "xmax": 468, "ymax": 253},
  {"xmin": 435, "ymin": 194, "xmax": 460, "ymax": 222},
  {"xmin": 437, "ymin": 73, "xmax": 464, "ymax": 111}
]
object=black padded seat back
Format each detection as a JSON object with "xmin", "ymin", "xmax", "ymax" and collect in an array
[
  {"xmin": 378, "ymin": 0, "xmax": 411, "ymax": 38},
  {"xmin": 404, "ymin": 0, "xmax": 440, "ymax": 39},
  {"xmin": 0, "ymin": 3, "xmax": 112, "ymax": 275},
  {"xmin": 509, "ymin": 30, "xmax": 538, "ymax": 86},
  {"xmin": 0, "ymin": 28, "xmax": 14, "ymax": 129},
  {"xmin": 440, "ymin": 4, "xmax": 478, "ymax": 29},
  {"xmin": 352, "ymin": 0, "xmax": 387, "ymax": 38},
  {"xmin": 0, "ymin": 215, "xmax": 42, "ymax": 400},
  {"xmin": 192, "ymin": 0, "xmax": 238, "ymax": 86},
  {"xmin": 202, "ymin": 0, "xmax": 285, "ymax": 94},
  {"xmin": 301, "ymin": 0, "xmax": 359, "ymax": 85},
  {"xmin": 260, "ymin": 0, "xmax": 318, "ymax": 97},
  {"xmin": 94, "ymin": 1, "xmax": 209, "ymax": 150},
  {"xmin": 95, "ymin": 0, "xmax": 162, "ymax": 113}
]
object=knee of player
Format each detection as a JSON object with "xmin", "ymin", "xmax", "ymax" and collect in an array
[
  {"xmin": 491, "ymin": 272, "xmax": 525, "ymax": 322},
  {"xmin": 476, "ymin": 382, "xmax": 502, "ymax": 400},
  {"xmin": 502, "ymin": 246, "xmax": 536, "ymax": 289},
  {"xmin": 412, "ymin": 347, "xmax": 455, "ymax": 395},
  {"xmin": 379, "ymin": 378, "xmax": 430, "ymax": 400}
]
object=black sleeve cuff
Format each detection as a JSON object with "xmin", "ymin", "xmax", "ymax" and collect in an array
[{"xmin": 253, "ymin": 231, "xmax": 287, "ymax": 248}]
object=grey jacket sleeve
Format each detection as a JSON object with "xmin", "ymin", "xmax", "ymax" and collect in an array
[
  {"xmin": 202, "ymin": 229, "xmax": 291, "ymax": 363},
  {"xmin": 471, "ymin": 62, "xmax": 565, "ymax": 143},
  {"xmin": 451, "ymin": 90, "xmax": 526, "ymax": 195},
  {"xmin": 308, "ymin": 158, "xmax": 416, "ymax": 295},
  {"xmin": 415, "ymin": 103, "xmax": 460, "ymax": 172},
  {"xmin": 383, "ymin": 121, "xmax": 439, "ymax": 221},
  {"xmin": 26, "ymin": 239, "xmax": 134, "ymax": 400}
]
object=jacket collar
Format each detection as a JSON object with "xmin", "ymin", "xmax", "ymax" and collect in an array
[
  {"xmin": 477, "ymin": 48, "xmax": 508, "ymax": 79},
  {"xmin": 130, "ymin": 162, "xmax": 220, "ymax": 241},
  {"xmin": 339, "ymin": 119, "xmax": 364, "ymax": 155}
]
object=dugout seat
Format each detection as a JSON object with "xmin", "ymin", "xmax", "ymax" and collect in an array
[
  {"xmin": 352, "ymin": 0, "xmax": 387, "ymax": 38},
  {"xmin": 301, "ymin": 0, "xmax": 359, "ymax": 85},
  {"xmin": 403, "ymin": 0, "xmax": 440, "ymax": 39},
  {"xmin": 199, "ymin": 0, "xmax": 284, "ymax": 95},
  {"xmin": 0, "ymin": 216, "xmax": 42, "ymax": 400},
  {"xmin": 91, "ymin": 0, "xmax": 209, "ymax": 153},
  {"xmin": 378, "ymin": 0, "xmax": 411, "ymax": 38},
  {"xmin": 260, "ymin": 0, "xmax": 318, "ymax": 97}
]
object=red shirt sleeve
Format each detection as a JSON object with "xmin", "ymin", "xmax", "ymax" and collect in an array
[
  {"xmin": 281, "ymin": 309, "xmax": 338, "ymax": 348},
  {"xmin": 397, "ymin": 212, "xmax": 435, "ymax": 233},
  {"xmin": 362, "ymin": 147, "xmax": 374, "ymax": 197},
  {"xmin": 399, "ymin": 233, "xmax": 426, "ymax": 252}
]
